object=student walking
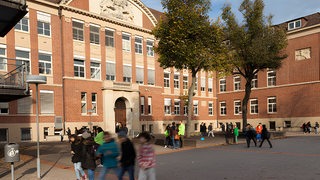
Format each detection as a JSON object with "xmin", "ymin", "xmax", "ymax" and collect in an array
[
  {"xmin": 178, "ymin": 121, "xmax": 185, "ymax": 148},
  {"xmin": 245, "ymin": 124, "xmax": 257, "ymax": 148},
  {"xmin": 81, "ymin": 132, "xmax": 98, "ymax": 180},
  {"xmin": 259, "ymin": 125, "xmax": 273, "ymax": 148},
  {"xmin": 96, "ymin": 132, "xmax": 120, "ymax": 180},
  {"xmin": 70, "ymin": 134, "xmax": 87, "ymax": 180},
  {"xmin": 118, "ymin": 131, "xmax": 136, "ymax": 180},
  {"xmin": 137, "ymin": 132, "xmax": 156, "ymax": 180},
  {"xmin": 256, "ymin": 123, "xmax": 263, "ymax": 142},
  {"xmin": 233, "ymin": 125, "xmax": 239, "ymax": 144},
  {"xmin": 207, "ymin": 123, "xmax": 215, "ymax": 137}
]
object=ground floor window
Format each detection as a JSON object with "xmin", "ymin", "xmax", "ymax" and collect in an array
[
  {"xmin": 0, "ymin": 128, "xmax": 8, "ymax": 142},
  {"xmin": 21, "ymin": 128, "xmax": 31, "ymax": 141}
]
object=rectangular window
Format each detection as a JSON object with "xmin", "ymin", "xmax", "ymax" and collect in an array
[
  {"xmin": 183, "ymin": 75, "xmax": 188, "ymax": 90},
  {"xmin": 267, "ymin": 70, "xmax": 276, "ymax": 86},
  {"xmin": 92, "ymin": 93, "xmax": 97, "ymax": 114},
  {"xmin": 234, "ymin": 76, "xmax": 241, "ymax": 91},
  {"xmin": 21, "ymin": 128, "xmax": 31, "ymax": 141},
  {"xmin": 0, "ymin": 103, "xmax": 9, "ymax": 114},
  {"xmin": 208, "ymin": 102, "xmax": 213, "ymax": 116},
  {"xmin": 268, "ymin": 97, "xmax": 277, "ymax": 113},
  {"xmin": 140, "ymin": 96, "xmax": 145, "ymax": 115},
  {"xmin": 234, "ymin": 100, "xmax": 242, "ymax": 115},
  {"xmin": 164, "ymin": 98, "xmax": 171, "ymax": 115},
  {"xmin": 174, "ymin": 99, "xmax": 180, "ymax": 115},
  {"xmin": 194, "ymin": 77, "xmax": 198, "ymax": 90},
  {"xmin": 90, "ymin": 62, "xmax": 101, "ymax": 80},
  {"xmin": 16, "ymin": 49, "xmax": 30, "ymax": 73},
  {"xmin": 135, "ymin": 37, "xmax": 143, "ymax": 54},
  {"xmin": 194, "ymin": 123, "xmax": 198, "ymax": 131},
  {"xmin": 72, "ymin": 20, "xmax": 84, "ymax": 41},
  {"xmin": 105, "ymin": 29, "xmax": 114, "ymax": 47},
  {"xmin": 90, "ymin": 25, "xmax": 100, "ymax": 44},
  {"xmin": 136, "ymin": 66, "xmax": 144, "ymax": 84},
  {"xmin": 81, "ymin": 92, "xmax": 87, "ymax": 114},
  {"xmin": 193, "ymin": 100, "xmax": 199, "ymax": 115},
  {"xmin": 220, "ymin": 79, "xmax": 226, "ymax": 92},
  {"xmin": 251, "ymin": 74, "xmax": 258, "ymax": 88},
  {"xmin": 74, "ymin": 59, "xmax": 85, "ymax": 78},
  {"xmin": 106, "ymin": 62, "xmax": 116, "ymax": 80},
  {"xmin": 0, "ymin": 128, "xmax": 8, "ymax": 142},
  {"xmin": 288, "ymin": 19, "xmax": 301, "ymax": 30},
  {"xmin": 17, "ymin": 92, "xmax": 32, "ymax": 114},
  {"xmin": 208, "ymin": 78, "xmax": 213, "ymax": 92},
  {"xmin": 123, "ymin": 65, "xmax": 132, "ymax": 82},
  {"xmin": 148, "ymin": 97, "xmax": 152, "ymax": 115},
  {"xmin": 184, "ymin": 105, "xmax": 188, "ymax": 116},
  {"xmin": 122, "ymin": 33, "xmax": 131, "ymax": 52},
  {"xmin": 164, "ymin": 72, "xmax": 170, "ymax": 87},
  {"xmin": 0, "ymin": 47, "xmax": 7, "ymax": 71},
  {"xmin": 39, "ymin": 53, "xmax": 52, "ymax": 75},
  {"xmin": 146, "ymin": 40, "xmax": 154, "ymax": 57},
  {"xmin": 37, "ymin": 12, "xmax": 51, "ymax": 36},
  {"xmin": 174, "ymin": 74, "xmax": 180, "ymax": 89},
  {"xmin": 15, "ymin": 17, "xmax": 29, "ymax": 32},
  {"xmin": 148, "ymin": 69, "xmax": 155, "ymax": 85},
  {"xmin": 201, "ymin": 77, "xmax": 206, "ymax": 92},
  {"xmin": 40, "ymin": 90, "xmax": 54, "ymax": 114},
  {"xmin": 250, "ymin": 99, "xmax": 258, "ymax": 114},
  {"xmin": 220, "ymin": 101, "xmax": 226, "ymax": 116}
]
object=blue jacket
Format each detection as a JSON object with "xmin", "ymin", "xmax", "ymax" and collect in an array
[{"xmin": 96, "ymin": 139, "xmax": 119, "ymax": 168}]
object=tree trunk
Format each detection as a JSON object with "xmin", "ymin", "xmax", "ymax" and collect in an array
[
  {"xmin": 242, "ymin": 79, "xmax": 252, "ymax": 131},
  {"xmin": 186, "ymin": 72, "xmax": 197, "ymax": 137}
]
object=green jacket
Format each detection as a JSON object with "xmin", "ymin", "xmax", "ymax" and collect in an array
[
  {"xmin": 178, "ymin": 123, "xmax": 185, "ymax": 136},
  {"xmin": 234, "ymin": 127, "xmax": 239, "ymax": 136},
  {"xmin": 94, "ymin": 131, "xmax": 104, "ymax": 145}
]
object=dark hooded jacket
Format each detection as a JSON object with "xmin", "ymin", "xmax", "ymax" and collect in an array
[{"xmin": 81, "ymin": 137, "xmax": 98, "ymax": 170}]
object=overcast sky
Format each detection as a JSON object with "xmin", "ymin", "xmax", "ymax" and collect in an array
[{"xmin": 141, "ymin": 0, "xmax": 320, "ymax": 24}]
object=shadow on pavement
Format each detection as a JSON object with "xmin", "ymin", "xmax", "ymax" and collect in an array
[
  {"xmin": 16, "ymin": 167, "xmax": 37, "ymax": 180},
  {"xmin": 0, "ymin": 157, "xmax": 35, "ymax": 179},
  {"xmin": 41, "ymin": 153, "xmax": 63, "ymax": 179}
]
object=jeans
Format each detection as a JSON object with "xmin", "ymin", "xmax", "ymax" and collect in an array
[
  {"xmin": 74, "ymin": 162, "xmax": 86, "ymax": 180},
  {"xmin": 171, "ymin": 137, "xmax": 179, "ymax": 149},
  {"xmin": 138, "ymin": 168, "xmax": 156, "ymax": 180},
  {"xmin": 234, "ymin": 136, "xmax": 238, "ymax": 143},
  {"xmin": 119, "ymin": 165, "xmax": 135, "ymax": 180},
  {"xmin": 99, "ymin": 167, "xmax": 119, "ymax": 180},
  {"xmin": 208, "ymin": 131, "xmax": 214, "ymax": 137},
  {"xmin": 88, "ymin": 169, "xmax": 95, "ymax": 180}
]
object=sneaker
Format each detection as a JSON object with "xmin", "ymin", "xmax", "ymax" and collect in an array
[
  {"xmin": 82, "ymin": 174, "xmax": 87, "ymax": 180},
  {"xmin": 164, "ymin": 145, "xmax": 167, "ymax": 148}
]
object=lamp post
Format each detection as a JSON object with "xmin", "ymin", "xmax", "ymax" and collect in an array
[
  {"xmin": 26, "ymin": 75, "xmax": 47, "ymax": 179},
  {"xmin": 87, "ymin": 109, "xmax": 94, "ymax": 131}
]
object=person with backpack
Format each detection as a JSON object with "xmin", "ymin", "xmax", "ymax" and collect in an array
[
  {"xmin": 81, "ymin": 132, "xmax": 98, "ymax": 180},
  {"xmin": 259, "ymin": 125, "xmax": 272, "ymax": 148},
  {"xmin": 118, "ymin": 131, "xmax": 136, "ymax": 180}
]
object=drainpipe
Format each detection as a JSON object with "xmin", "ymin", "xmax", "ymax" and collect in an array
[{"xmin": 58, "ymin": 5, "xmax": 66, "ymax": 134}]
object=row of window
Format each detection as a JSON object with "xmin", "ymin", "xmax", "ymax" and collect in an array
[
  {"xmin": 15, "ymin": 12, "xmax": 51, "ymax": 36},
  {"xmin": 163, "ymin": 98, "xmax": 214, "ymax": 116},
  {"xmin": 219, "ymin": 97, "xmax": 277, "ymax": 116},
  {"xmin": 219, "ymin": 70, "xmax": 276, "ymax": 92},
  {"xmin": 72, "ymin": 20, "xmax": 155, "ymax": 56},
  {"xmin": 0, "ymin": 128, "xmax": 32, "ymax": 142},
  {"xmin": 164, "ymin": 73, "xmax": 213, "ymax": 92}
]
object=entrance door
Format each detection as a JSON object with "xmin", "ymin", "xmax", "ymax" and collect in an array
[{"xmin": 115, "ymin": 98, "xmax": 127, "ymax": 127}]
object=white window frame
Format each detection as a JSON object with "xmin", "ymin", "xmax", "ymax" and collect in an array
[
  {"xmin": 164, "ymin": 98, "xmax": 171, "ymax": 115},
  {"xmin": 81, "ymin": 92, "xmax": 87, "ymax": 114},
  {"xmin": 208, "ymin": 78, "xmax": 213, "ymax": 93},
  {"xmin": 72, "ymin": 20, "xmax": 84, "ymax": 41},
  {"xmin": 208, "ymin": 102, "xmax": 213, "ymax": 116},
  {"xmin": 164, "ymin": 72, "xmax": 170, "ymax": 88},
  {"xmin": 38, "ymin": 51, "xmax": 52, "ymax": 75},
  {"xmin": 220, "ymin": 78, "xmax": 226, "ymax": 92},
  {"xmin": 105, "ymin": 28, "xmax": 115, "ymax": 47},
  {"xmin": 90, "ymin": 24, "xmax": 100, "ymax": 45},
  {"xmin": 15, "ymin": 16, "xmax": 29, "ymax": 32},
  {"xmin": 106, "ymin": 61, "xmax": 116, "ymax": 81},
  {"xmin": 140, "ymin": 96, "xmax": 145, "ymax": 115},
  {"xmin": 90, "ymin": 61, "xmax": 101, "ymax": 80},
  {"xmin": 135, "ymin": 36, "xmax": 143, "ymax": 54},
  {"xmin": 123, "ymin": 64, "xmax": 132, "ymax": 82},
  {"xmin": 288, "ymin": 19, "xmax": 302, "ymax": 30},
  {"xmin": 148, "ymin": 97, "xmax": 152, "ymax": 115},
  {"xmin": 40, "ymin": 90, "xmax": 54, "ymax": 114},
  {"xmin": 0, "ymin": 45, "xmax": 7, "ymax": 71},
  {"xmin": 234, "ymin": 100, "xmax": 242, "ymax": 115},
  {"xmin": 201, "ymin": 77, "xmax": 206, "ymax": 92},
  {"xmin": 234, "ymin": 76, "xmax": 241, "ymax": 91},
  {"xmin": 136, "ymin": 66, "xmax": 144, "ymax": 84},
  {"xmin": 174, "ymin": 99, "xmax": 180, "ymax": 115},
  {"xmin": 220, "ymin": 101, "xmax": 227, "ymax": 116},
  {"xmin": 122, "ymin": 33, "xmax": 131, "ymax": 52},
  {"xmin": 15, "ymin": 48, "xmax": 31, "ymax": 74},
  {"xmin": 194, "ymin": 76, "xmax": 198, "ymax": 90},
  {"xmin": 74, "ymin": 58, "xmax": 85, "ymax": 78},
  {"xmin": 174, "ymin": 74, "xmax": 180, "ymax": 89},
  {"xmin": 250, "ymin": 99, "xmax": 258, "ymax": 114},
  {"xmin": 146, "ymin": 40, "xmax": 154, "ymax": 57},
  {"xmin": 193, "ymin": 100, "xmax": 199, "ymax": 115},
  {"xmin": 251, "ymin": 74, "xmax": 258, "ymax": 88},
  {"xmin": 37, "ymin": 12, "xmax": 51, "ymax": 36},
  {"xmin": 268, "ymin": 97, "xmax": 277, "ymax": 113},
  {"xmin": 267, "ymin": 70, "xmax": 276, "ymax": 87},
  {"xmin": 91, "ymin": 93, "xmax": 97, "ymax": 114},
  {"xmin": 183, "ymin": 75, "xmax": 188, "ymax": 90},
  {"xmin": 147, "ymin": 68, "xmax": 155, "ymax": 85},
  {"xmin": 21, "ymin": 128, "xmax": 32, "ymax": 141}
]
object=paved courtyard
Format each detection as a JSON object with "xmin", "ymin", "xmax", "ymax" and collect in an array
[{"xmin": 0, "ymin": 134, "xmax": 319, "ymax": 180}]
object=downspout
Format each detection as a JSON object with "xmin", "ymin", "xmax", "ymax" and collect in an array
[{"xmin": 58, "ymin": 5, "xmax": 66, "ymax": 134}]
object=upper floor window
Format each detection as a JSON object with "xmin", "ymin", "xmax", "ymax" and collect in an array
[
  {"xmin": 234, "ymin": 100, "xmax": 242, "ymax": 115},
  {"xmin": 164, "ymin": 72, "xmax": 170, "ymax": 87},
  {"xmin": 267, "ymin": 70, "xmax": 276, "ymax": 87},
  {"xmin": 194, "ymin": 77, "xmax": 198, "ymax": 90},
  {"xmin": 193, "ymin": 100, "xmax": 199, "ymax": 115},
  {"xmin": 208, "ymin": 78, "xmax": 213, "ymax": 92},
  {"xmin": 148, "ymin": 69, "xmax": 155, "ymax": 85},
  {"xmin": 135, "ymin": 37, "xmax": 143, "ymax": 54},
  {"xmin": 106, "ymin": 62, "xmax": 116, "ymax": 81},
  {"xmin": 208, "ymin": 102, "xmax": 213, "ymax": 116},
  {"xmin": 91, "ymin": 93, "xmax": 97, "ymax": 114},
  {"xmin": 220, "ymin": 101, "xmax": 226, "ymax": 116},
  {"xmin": 16, "ymin": 49, "xmax": 30, "ymax": 73},
  {"xmin": 123, "ymin": 65, "xmax": 132, "ymax": 82},
  {"xmin": 74, "ymin": 59, "xmax": 85, "ymax": 78},
  {"xmin": 37, "ymin": 12, "xmax": 51, "ymax": 36},
  {"xmin": 146, "ymin": 40, "xmax": 154, "ymax": 57},
  {"xmin": 15, "ymin": 17, "xmax": 29, "ymax": 32},
  {"xmin": 40, "ymin": 90, "xmax": 54, "ymax": 114},
  {"xmin": 174, "ymin": 99, "xmax": 180, "ymax": 115},
  {"xmin": 234, "ymin": 76, "xmax": 241, "ymax": 91},
  {"xmin": 183, "ymin": 75, "xmax": 188, "ymax": 90},
  {"xmin": 136, "ymin": 66, "xmax": 144, "ymax": 84},
  {"xmin": 250, "ymin": 99, "xmax": 258, "ymax": 114},
  {"xmin": 81, "ymin": 92, "xmax": 87, "ymax": 114},
  {"xmin": 105, "ymin": 29, "xmax": 114, "ymax": 47},
  {"xmin": 268, "ymin": 97, "xmax": 277, "ymax": 113},
  {"xmin": 0, "ymin": 47, "xmax": 7, "ymax": 71},
  {"xmin": 164, "ymin": 98, "xmax": 171, "ymax": 115},
  {"xmin": 148, "ymin": 97, "xmax": 152, "ymax": 115},
  {"xmin": 90, "ymin": 62, "xmax": 101, "ymax": 80},
  {"xmin": 90, "ymin": 25, "xmax": 100, "ymax": 45},
  {"xmin": 72, "ymin": 20, "xmax": 84, "ymax": 41},
  {"xmin": 38, "ymin": 52, "xmax": 52, "ymax": 75},
  {"xmin": 0, "ymin": 103, "xmax": 9, "ymax": 114},
  {"xmin": 251, "ymin": 74, "xmax": 258, "ymax": 88},
  {"xmin": 174, "ymin": 74, "xmax": 180, "ymax": 89},
  {"xmin": 201, "ymin": 77, "xmax": 206, "ymax": 92},
  {"xmin": 140, "ymin": 96, "xmax": 145, "ymax": 115},
  {"xmin": 288, "ymin": 20, "xmax": 301, "ymax": 30},
  {"xmin": 220, "ymin": 79, "xmax": 226, "ymax": 92},
  {"xmin": 122, "ymin": 33, "xmax": 131, "ymax": 52}
]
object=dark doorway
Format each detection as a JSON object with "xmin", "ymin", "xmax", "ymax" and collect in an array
[
  {"xmin": 115, "ymin": 98, "xmax": 127, "ymax": 128},
  {"xmin": 269, "ymin": 121, "xmax": 276, "ymax": 130}
]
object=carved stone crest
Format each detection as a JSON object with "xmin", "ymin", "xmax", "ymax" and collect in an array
[{"xmin": 100, "ymin": 0, "xmax": 134, "ymax": 22}]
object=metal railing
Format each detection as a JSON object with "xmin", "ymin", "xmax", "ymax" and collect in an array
[{"xmin": 0, "ymin": 62, "xmax": 27, "ymax": 89}]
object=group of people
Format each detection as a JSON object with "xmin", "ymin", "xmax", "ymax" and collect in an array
[
  {"xmin": 69, "ymin": 127, "xmax": 156, "ymax": 180},
  {"xmin": 302, "ymin": 122, "xmax": 319, "ymax": 134},
  {"xmin": 244, "ymin": 123, "xmax": 272, "ymax": 148},
  {"xmin": 164, "ymin": 121, "xmax": 185, "ymax": 149},
  {"xmin": 199, "ymin": 123, "xmax": 215, "ymax": 137}
]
